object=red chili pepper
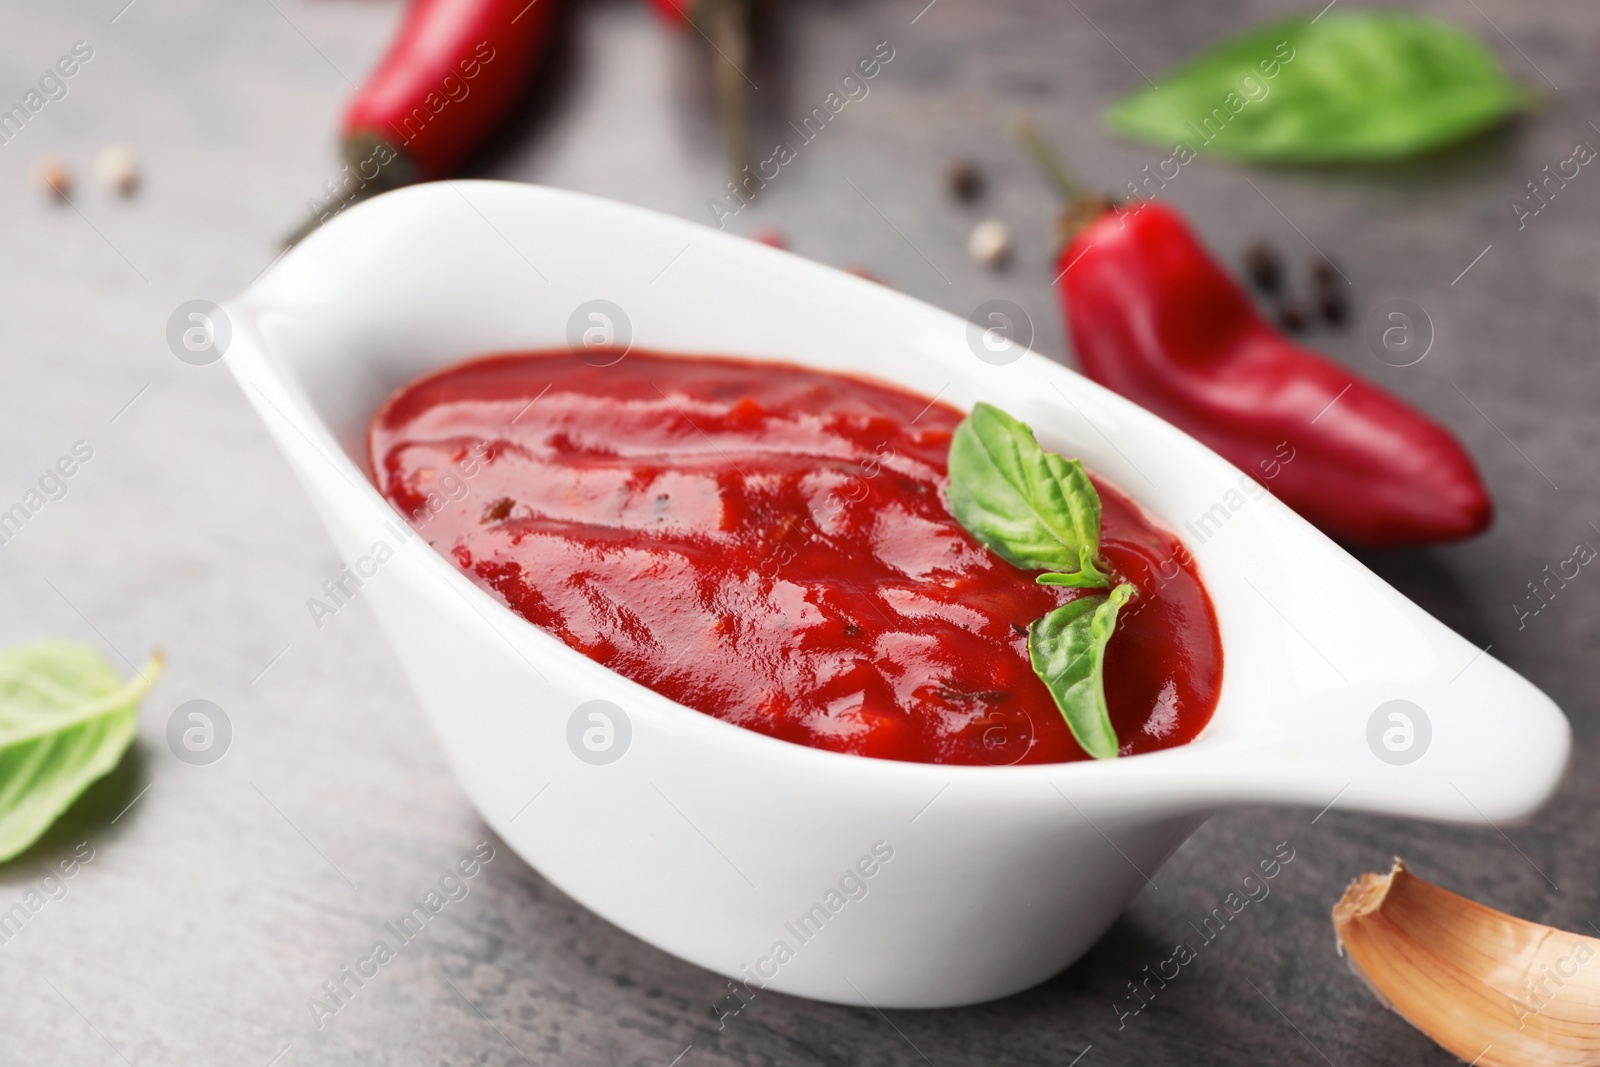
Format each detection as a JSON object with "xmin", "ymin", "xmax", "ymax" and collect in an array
[
  {"xmin": 285, "ymin": 0, "xmax": 558, "ymax": 245},
  {"xmin": 342, "ymin": 0, "xmax": 557, "ymax": 184},
  {"xmin": 1016, "ymin": 122, "xmax": 1492, "ymax": 549}
]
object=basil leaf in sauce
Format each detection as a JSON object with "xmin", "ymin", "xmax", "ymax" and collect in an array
[
  {"xmin": 1106, "ymin": 13, "xmax": 1536, "ymax": 163},
  {"xmin": 1028, "ymin": 584, "xmax": 1135, "ymax": 761},
  {"xmin": 946, "ymin": 403, "xmax": 1138, "ymax": 755},
  {"xmin": 946, "ymin": 402, "xmax": 1110, "ymax": 584},
  {"xmin": 0, "ymin": 643, "xmax": 161, "ymax": 862}
]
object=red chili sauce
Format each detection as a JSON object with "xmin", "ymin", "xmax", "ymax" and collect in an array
[{"xmin": 369, "ymin": 352, "xmax": 1222, "ymax": 765}]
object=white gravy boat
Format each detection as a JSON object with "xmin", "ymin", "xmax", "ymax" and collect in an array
[{"xmin": 225, "ymin": 181, "xmax": 1569, "ymax": 1008}]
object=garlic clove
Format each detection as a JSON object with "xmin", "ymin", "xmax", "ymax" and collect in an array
[{"xmin": 1333, "ymin": 859, "xmax": 1600, "ymax": 1067}]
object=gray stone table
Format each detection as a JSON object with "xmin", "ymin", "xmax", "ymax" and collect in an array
[{"xmin": 1, "ymin": 0, "xmax": 1596, "ymax": 1063}]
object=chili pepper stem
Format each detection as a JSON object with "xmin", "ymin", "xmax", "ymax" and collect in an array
[
  {"xmin": 1011, "ymin": 116, "xmax": 1117, "ymax": 248},
  {"xmin": 1011, "ymin": 117, "xmax": 1084, "ymax": 200},
  {"xmin": 282, "ymin": 209, "xmax": 336, "ymax": 249},
  {"xmin": 282, "ymin": 133, "xmax": 423, "ymax": 247},
  {"xmin": 707, "ymin": 0, "xmax": 751, "ymax": 179}
]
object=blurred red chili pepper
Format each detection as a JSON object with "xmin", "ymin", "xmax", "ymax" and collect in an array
[
  {"xmin": 1016, "ymin": 121, "xmax": 1492, "ymax": 548},
  {"xmin": 648, "ymin": 0, "xmax": 693, "ymax": 19},
  {"xmin": 285, "ymin": 0, "xmax": 558, "ymax": 245},
  {"xmin": 343, "ymin": 0, "xmax": 558, "ymax": 184}
]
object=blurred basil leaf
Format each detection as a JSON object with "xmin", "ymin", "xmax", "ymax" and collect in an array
[
  {"xmin": 0, "ymin": 643, "xmax": 160, "ymax": 862},
  {"xmin": 1106, "ymin": 13, "xmax": 1536, "ymax": 163}
]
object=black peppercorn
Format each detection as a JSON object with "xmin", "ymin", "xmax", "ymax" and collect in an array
[
  {"xmin": 1311, "ymin": 257, "xmax": 1341, "ymax": 290},
  {"xmin": 1318, "ymin": 289, "xmax": 1348, "ymax": 327},
  {"xmin": 1245, "ymin": 241, "xmax": 1284, "ymax": 294},
  {"xmin": 946, "ymin": 160, "xmax": 984, "ymax": 203}
]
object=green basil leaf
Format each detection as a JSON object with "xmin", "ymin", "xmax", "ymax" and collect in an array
[
  {"xmin": 946, "ymin": 402, "xmax": 1108, "ymax": 581},
  {"xmin": 1105, "ymin": 13, "xmax": 1536, "ymax": 163},
  {"xmin": 1029, "ymin": 584, "xmax": 1134, "ymax": 760},
  {"xmin": 0, "ymin": 643, "xmax": 161, "ymax": 862}
]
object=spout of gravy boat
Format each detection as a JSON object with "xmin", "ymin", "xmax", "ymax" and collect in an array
[{"xmin": 223, "ymin": 181, "xmax": 1570, "ymax": 1008}]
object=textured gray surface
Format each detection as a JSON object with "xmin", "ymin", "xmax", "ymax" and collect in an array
[{"xmin": 0, "ymin": 0, "xmax": 1596, "ymax": 1063}]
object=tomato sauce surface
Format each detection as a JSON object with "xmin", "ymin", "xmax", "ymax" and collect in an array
[{"xmin": 369, "ymin": 351, "xmax": 1222, "ymax": 764}]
